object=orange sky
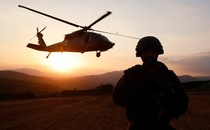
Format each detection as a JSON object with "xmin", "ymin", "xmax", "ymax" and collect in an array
[{"xmin": 1, "ymin": 1, "xmax": 210, "ymax": 77}]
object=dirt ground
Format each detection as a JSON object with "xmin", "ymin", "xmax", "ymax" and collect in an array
[
  {"xmin": 0, "ymin": 91, "xmax": 209, "ymax": 130},
  {"xmin": 171, "ymin": 90, "xmax": 210, "ymax": 130}
]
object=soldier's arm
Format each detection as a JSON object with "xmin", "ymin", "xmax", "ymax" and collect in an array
[
  {"xmin": 112, "ymin": 75, "xmax": 153, "ymax": 108},
  {"xmin": 166, "ymin": 71, "xmax": 189, "ymax": 116}
]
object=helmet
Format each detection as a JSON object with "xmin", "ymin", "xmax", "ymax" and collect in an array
[{"xmin": 135, "ymin": 36, "xmax": 164, "ymax": 57}]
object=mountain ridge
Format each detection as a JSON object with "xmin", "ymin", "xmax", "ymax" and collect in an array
[
  {"xmin": 1, "ymin": 69, "xmax": 210, "ymax": 96},
  {"xmin": 1, "ymin": 68, "xmax": 210, "ymax": 85}
]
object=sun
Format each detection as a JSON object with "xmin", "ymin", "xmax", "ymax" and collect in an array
[{"xmin": 47, "ymin": 53, "xmax": 82, "ymax": 73}]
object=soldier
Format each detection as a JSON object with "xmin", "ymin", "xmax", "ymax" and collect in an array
[{"xmin": 112, "ymin": 36, "xmax": 189, "ymax": 130}]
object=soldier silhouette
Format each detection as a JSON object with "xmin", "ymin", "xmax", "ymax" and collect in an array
[{"xmin": 112, "ymin": 36, "xmax": 189, "ymax": 130}]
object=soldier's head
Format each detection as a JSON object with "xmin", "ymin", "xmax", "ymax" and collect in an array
[{"xmin": 135, "ymin": 36, "xmax": 164, "ymax": 66}]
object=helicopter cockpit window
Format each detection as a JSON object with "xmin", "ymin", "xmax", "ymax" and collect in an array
[{"xmin": 100, "ymin": 35, "xmax": 110, "ymax": 42}]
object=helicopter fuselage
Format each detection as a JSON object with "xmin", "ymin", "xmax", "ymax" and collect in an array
[
  {"xmin": 19, "ymin": 5, "xmax": 118, "ymax": 58},
  {"xmin": 61, "ymin": 31, "xmax": 115, "ymax": 53},
  {"xmin": 27, "ymin": 31, "xmax": 115, "ymax": 57}
]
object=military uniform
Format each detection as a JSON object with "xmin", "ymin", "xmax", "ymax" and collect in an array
[{"xmin": 112, "ymin": 61, "xmax": 189, "ymax": 130}]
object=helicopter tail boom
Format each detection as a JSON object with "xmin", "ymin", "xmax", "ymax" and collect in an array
[{"xmin": 27, "ymin": 43, "xmax": 48, "ymax": 51}]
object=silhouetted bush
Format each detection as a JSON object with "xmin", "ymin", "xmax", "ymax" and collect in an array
[
  {"xmin": 0, "ymin": 93, "xmax": 37, "ymax": 100},
  {"xmin": 181, "ymin": 81, "xmax": 210, "ymax": 89},
  {"xmin": 58, "ymin": 84, "xmax": 114, "ymax": 97},
  {"xmin": 96, "ymin": 84, "xmax": 114, "ymax": 94}
]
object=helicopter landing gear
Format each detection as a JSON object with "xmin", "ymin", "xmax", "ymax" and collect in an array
[
  {"xmin": 46, "ymin": 52, "xmax": 51, "ymax": 58},
  {"xmin": 96, "ymin": 51, "xmax": 101, "ymax": 57}
]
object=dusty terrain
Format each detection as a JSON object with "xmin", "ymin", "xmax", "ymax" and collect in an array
[{"xmin": 0, "ymin": 91, "xmax": 209, "ymax": 130}]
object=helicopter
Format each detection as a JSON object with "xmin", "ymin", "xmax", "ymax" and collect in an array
[{"xmin": 18, "ymin": 5, "xmax": 138, "ymax": 58}]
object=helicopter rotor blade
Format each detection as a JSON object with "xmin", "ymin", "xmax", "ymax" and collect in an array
[
  {"xmin": 18, "ymin": 5, "xmax": 84, "ymax": 28},
  {"xmin": 39, "ymin": 26, "xmax": 46, "ymax": 33},
  {"xmin": 30, "ymin": 34, "xmax": 37, "ymax": 41},
  {"xmin": 19, "ymin": 5, "xmax": 138, "ymax": 40},
  {"xmin": 30, "ymin": 28, "xmax": 38, "ymax": 41},
  {"xmin": 86, "ymin": 11, "xmax": 112, "ymax": 30},
  {"xmin": 91, "ymin": 28, "xmax": 139, "ymax": 40}
]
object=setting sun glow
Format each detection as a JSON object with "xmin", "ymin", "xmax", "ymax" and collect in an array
[{"xmin": 47, "ymin": 54, "xmax": 82, "ymax": 73}]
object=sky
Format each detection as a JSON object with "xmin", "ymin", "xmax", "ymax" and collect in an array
[{"xmin": 0, "ymin": 0, "xmax": 210, "ymax": 77}]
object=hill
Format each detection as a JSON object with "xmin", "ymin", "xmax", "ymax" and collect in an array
[
  {"xmin": 0, "ymin": 70, "xmax": 120, "ymax": 96},
  {"xmin": 1, "ymin": 69, "xmax": 210, "ymax": 96},
  {"xmin": 12, "ymin": 68, "xmax": 50, "ymax": 77},
  {"xmin": 1, "ymin": 69, "xmax": 210, "ymax": 88},
  {"xmin": 0, "ymin": 70, "xmax": 122, "ymax": 90},
  {"xmin": 178, "ymin": 75, "xmax": 199, "ymax": 82},
  {"xmin": 6, "ymin": 68, "xmax": 210, "ymax": 83},
  {"xmin": 0, "ymin": 70, "xmax": 53, "ymax": 83},
  {"xmin": 0, "ymin": 78, "xmax": 60, "ymax": 95}
]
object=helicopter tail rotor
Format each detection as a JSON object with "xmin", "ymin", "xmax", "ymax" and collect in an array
[{"xmin": 30, "ymin": 26, "xmax": 46, "ymax": 41}]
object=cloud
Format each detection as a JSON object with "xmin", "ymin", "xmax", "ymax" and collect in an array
[{"xmin": 160, "ymin": 51, "xmax": 210, "ymax": 76}]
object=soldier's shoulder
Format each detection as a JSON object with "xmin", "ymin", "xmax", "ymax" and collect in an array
[
  {"xmin": 157, "ymin": 62, "xmax": 177, "ymax": 76},
  {"xmin": 124, "ymin": 64, "xmax": 142, "ymax": 75},
  {"xmin": 157, "ymin": 61, "xmax": 169, "ymax": 71}
]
